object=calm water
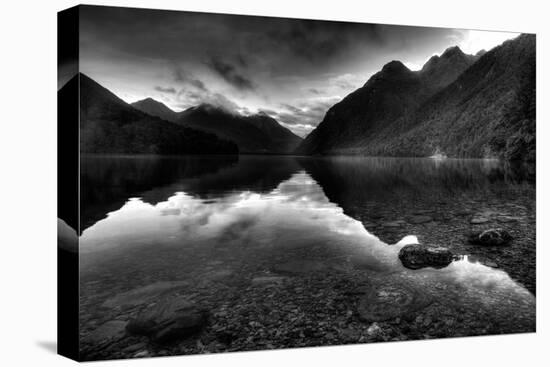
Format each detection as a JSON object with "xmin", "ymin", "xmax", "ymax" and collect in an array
[{"xmin": 78, "ymin": 155, "xmax": 535, "ymax": 357}]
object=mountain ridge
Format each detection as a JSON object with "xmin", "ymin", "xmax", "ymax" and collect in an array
[
  {"xmin": 177, "ymin": 103, "xmax": 302, "ymax": 154},
  {"xmin": 296, "ymin": 34, "xmax": 535, "ymax": 161},
  {"xmin": 132, "ymin": 96, "xmax": 302, "ymax": 154},
  {"xmin": 71, "ymin": 73, "xmax": 238, "ymax": 155},
  {"xmin": 131, "ymin": 97, "xmax": 180, "ymax": 122}
]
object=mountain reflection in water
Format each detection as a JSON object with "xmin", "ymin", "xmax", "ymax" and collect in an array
[{"xmin": 78, "ymin": 155, "xmax": 535, "ymax": 358}]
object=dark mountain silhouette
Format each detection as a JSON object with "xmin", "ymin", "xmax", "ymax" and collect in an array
[
  {"xmin": 296, "ymin": 48, "xmax": 476, "ymax": 156},
  {"xmin": 131, "ymin": 97, "xmax": 180, "ymax": 122},
  {"xmin": 296, "ymin": 34, "xmax": 535, "ymax": 162},
  {"xmin": 65, "ymin": 73, "xmax": 238, "ymax": 155},
  {"xmin": 131, "ymin": 97, "xmax": 302, "ymax": 154},
  {"xmin": 177, "ymin": 104, "xmax": 302, "ymax": 154},
  {"xmin": 420, "ymin": 46, "xmax": 477, "ymax": 89}
]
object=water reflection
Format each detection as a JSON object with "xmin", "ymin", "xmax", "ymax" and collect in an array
[
  {"xmin": 78, "ymin": 156, "xmax": 535, "ymax": 357},
  {"xmin": 81, "ymin": 155, "xmax": 300, "ymax": 232},
  {"xmin": 80, "ymin": 163, "xmax": 534, "ymax": 311}
]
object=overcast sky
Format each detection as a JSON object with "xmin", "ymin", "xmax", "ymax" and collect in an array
[{"xmin": 78, "ymin": 5, "xmax": 519, "ymax": 137}]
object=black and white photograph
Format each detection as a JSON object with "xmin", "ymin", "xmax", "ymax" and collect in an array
[{"xmin": 54, "ymin": 4, "xmax": 539, "ymax": 362}]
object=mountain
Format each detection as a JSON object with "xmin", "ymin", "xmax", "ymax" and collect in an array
[
  {"xmin": 177, "ymin": 104, "xmax": 302, "ymax": 154},
  {"xmin": 296, "ymin": 34, "xmax": 536, "ymax": 162},
  {"xmin": 63, "ymin": 73, "xmax": 238, "ymax": 155},
  {"xmin": 420, "ymin": 46, "xmax": 477, "ymax": 89},
  {"xmin": 296, "ymin": 47, "xmax": 477, "ymax": 156},
  {"xmin": 131, "ymin": 97, "xmax": 180, "ymax": 122}
]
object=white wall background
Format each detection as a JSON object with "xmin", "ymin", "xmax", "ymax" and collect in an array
[{"xmin": 0, "ymin": 0, "xmax": 547, "ymax": 366}]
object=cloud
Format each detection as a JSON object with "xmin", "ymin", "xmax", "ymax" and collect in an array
[
  {"xmin": 328, "ymin": 73, "xmax": 361, "ymax": 91},
  {"xmin": 189, "ymin": 79, "xmax": 207, "ymax": 92},
  {"xmin": 174, "ymin": 88, "xmax": 241, "ymax": 113},
  {"xmin": 154, "ymin": 86, "xmax": 177, "ymax": 94},
  {"xmin": 308, "ymin": 88, "xmax": 324, "ymax": 95},
  {"xmin": 172, "ymin": 65, "xmax": 208, "ymax": 92},
  {"xmin": 258, "ymin": 96, "xmax": 341, "ymax": 137},
  {"xmin": 206, "ymin": 57, "xmax": 256, "ymax": 91}
]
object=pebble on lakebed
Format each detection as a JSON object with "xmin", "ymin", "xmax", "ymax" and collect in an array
[
  {"xmin": 398, "ymin": 244, "xmax": 454, "ymax": 270},
  {"xmin": 468, "ymin": 228, "xmax": 512, "ymax": 246}
]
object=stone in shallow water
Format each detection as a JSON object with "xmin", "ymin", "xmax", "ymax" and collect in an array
[
  {"xmin": 496, "ymin": 215, "xmax": 522, "ymax": 223},
  {"xmin": 468, "ymin": 228, "xmax": 512, "ymax": 246},
  {"xmin": 82, "ymin": 320, "xmax": 128, "ymax": 345},
  {"xmin": 102, "ymin": 281, "xmax": 188, "ymax": 308},
  {"xmin": 366, "ymin": 322, "xmax": 385, "ymax": 338},
  {"xmin": 251, "ymin": 276, "xmax": 287, "ymax": 285},
  {"xmin": 381, "ymin": 220, "xmax": 406, "ymax": 228},
  {"xmin": 408, "ymin": 215, "xmax": 433, "ymax": 224},
  {"xmin": 398, "ymin": 244, "xmax": 454, "ymax": 270},
  {"xmin": 126, "ymin": 297, "xmax": 207, "ymax": 344},
  {"xmin": 470, "ymin": 216, "xmax": 490, "ymax": 224},
  {"xmin": 357, "ymin": 282, "xmax": 430, "ymax": 322}
]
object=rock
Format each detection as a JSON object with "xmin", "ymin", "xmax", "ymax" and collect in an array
[
  {"xmin": 366, "ymin": 322, "xmax": 384, "ymax": 338},
  {"xmin": 102, "ymin": 281, "xmax": 188, "ymax": 308},
  {"xmin": 82, "ymin": 320, "xmax": 128, "ymax": 345},
  {"xmin": 468, "ymin": 228, "xmax": 512, "ymax": 246},
  {"xmin": 398, "ymin": 244, "xmax": 454, "ymax": 270},
  {"xmin": 497, "ymin": 215, "xmax": 522, "ymax": 223},
  {"xmin": 381, "ymin": 220, "xmax": 406, "ymax": 228},
  {"xmin": 133, "ymin": 350, "xmax": 150, "ymax": 358},
  {"xmin": 470, "ymin": 216, "xmax": 490, "ymax": 224},
  {"xmin": 126, "ymin": 297, "xmax": 208, "ymax": 344},
  {"xmin": 357, "ymin": 282, "xmax": 430, "ymax": 322},
  {"xmin": 340, "ymin": 328, "xmax": 360, "ymax": 341},
  {"xmin": 408, "ymin": 215, "xmax": 433, "ymax": 224}
]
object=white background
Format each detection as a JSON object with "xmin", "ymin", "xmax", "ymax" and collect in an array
[{"xmin": 0, "ymin": 0, "xmax": 548, "ymax": 365}]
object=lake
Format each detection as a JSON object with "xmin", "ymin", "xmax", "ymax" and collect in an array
[{"xmin": 78, "ymin": 155, "xmax": 536, "ymax": 359}]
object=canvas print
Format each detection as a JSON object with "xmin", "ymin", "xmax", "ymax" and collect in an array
[{"xmin": 57, "ymin": 5, "xmax": 536, "ymax": 362}]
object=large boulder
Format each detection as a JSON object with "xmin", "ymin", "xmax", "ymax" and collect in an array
[
  {"xmin": 398, "ymin": 244, "xmax": 454, "ymax": 270},
  {"xmin": 126, "ymin": 297, "xmax": 208, "ymax": 344},
  {"xmin": 468, "ymin": 228, "xmax": 512, "ymax": 246}
]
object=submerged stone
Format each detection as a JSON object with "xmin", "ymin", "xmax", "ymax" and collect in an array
[
  {"xmin": 251, "ymin": 276, "xmax": 287, "ymax": 285},
  {"xmin": 398, "ymin": 244, "xmax": 454, "ymax": 270},
  {"xmin": 381, "ymin": 220, "xmax": 406, "ymax": 228},
  {"xmin": 496, "ymin": 215, "xmax": 522, "ymax": 223},
  {"xmin": 126, "ymin": 297, "xmax": 207, "ymax": 344},
  {"xmin": 470, "ymin": 216, "xmax": 490, "ymax": 224},
  {"xmin": 468, "ymin": 228, "xmax": 512, "ymax": 246}
]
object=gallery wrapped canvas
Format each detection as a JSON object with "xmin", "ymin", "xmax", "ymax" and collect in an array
[{"xmin": 58, "ymin": 4, "xmax": 536, "ymax": 362}]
